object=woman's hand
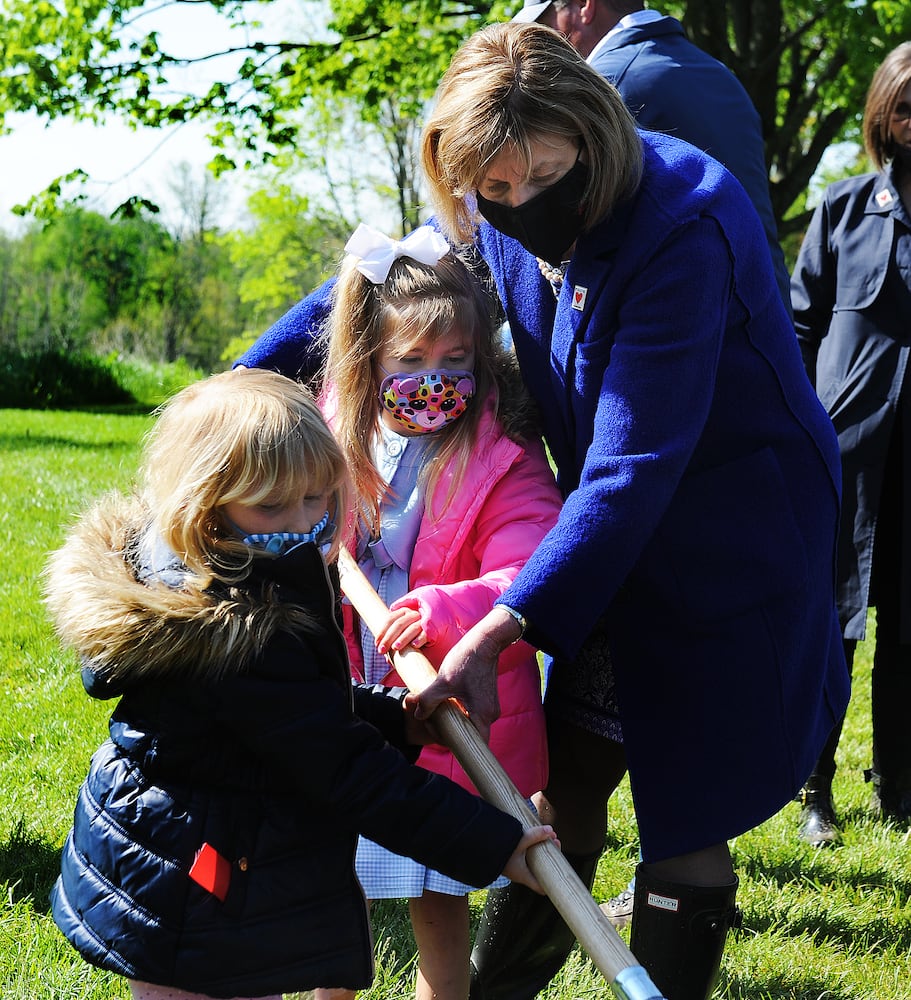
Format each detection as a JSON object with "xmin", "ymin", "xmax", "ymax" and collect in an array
[
  {"xmin": 413, "ymin": 606, "xmax": 523, "ymax": 742},
  {"xmin": 503, "ymin": 824, "xmax": 560, "ymax": 893}
]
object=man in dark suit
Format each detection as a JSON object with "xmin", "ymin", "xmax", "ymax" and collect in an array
[{"xmin": 514, "ymin": 0, "xmax": 791, "ymax": 312}]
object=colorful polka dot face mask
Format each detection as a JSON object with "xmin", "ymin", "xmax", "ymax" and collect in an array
[{"xmin": 378, "ymin": 369, "xmax": 476, "ymax": 434}]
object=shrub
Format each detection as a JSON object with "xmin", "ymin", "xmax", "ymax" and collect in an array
[
  {"xmin": 0, "ymin": 349, "xmax": 206, "ymax": 410},
  {"xmin": 104, "ymin": 355, "xmax": 207, "ymax": 409},
  {"xmin": 0, "ymin": 348, "xmax": 134, "ymax": 409}
]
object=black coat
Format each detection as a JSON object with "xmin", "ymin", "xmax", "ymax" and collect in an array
[
  {"xmin": 46, "ymin": 495, "xmax": 522, "ymax": 997},
  {"xmin": 792, "ymin": 165, "xmax": 911, "ymax": 640}
]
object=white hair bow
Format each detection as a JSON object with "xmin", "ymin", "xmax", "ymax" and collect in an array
[{"xmin": 345, "ymin": 224, "xmax": 450, "ymax": 284}]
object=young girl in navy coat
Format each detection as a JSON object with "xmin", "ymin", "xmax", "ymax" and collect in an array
[{"xmin": 44, "ymin": 368, "xmax": 553, "ymax": 1000}]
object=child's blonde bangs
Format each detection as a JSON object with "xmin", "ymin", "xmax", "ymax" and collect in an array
[
  {"xmin": 223, "ymin": 428, "xmax": 345, "ymax": 509},
  {"xmin": 214, "ymin": 380, "xmax": 348, "ymax": 550},
  {"xmin": 145, "ymin": 369, "xmax": 347, "ymax": 574},
  {"xmin": 382, "ymin": 305, "xmax": 465, "ymax": 355}
]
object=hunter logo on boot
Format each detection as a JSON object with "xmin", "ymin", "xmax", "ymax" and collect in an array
[{"xmin": 646, "ymin": 890, "xmax": 680, "ymax": 913}]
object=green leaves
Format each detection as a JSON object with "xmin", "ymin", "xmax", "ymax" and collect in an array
[{"xmin": 2, "ymin": 1, "xmax": 907, "ymax": 240}]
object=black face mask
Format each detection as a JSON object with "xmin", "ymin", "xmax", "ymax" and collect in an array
[
  {"xmin": 476, "ymin": 158, "xmax": 589, "ymax": 266},
  {"xmin": 893, "ymin": 144, "xmax": 911, "ymax": 172}
]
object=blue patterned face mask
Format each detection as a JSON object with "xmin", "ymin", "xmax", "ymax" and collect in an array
[{"xmin": 241, "ymin": 511, "xmax": 332, "ymax": 555}]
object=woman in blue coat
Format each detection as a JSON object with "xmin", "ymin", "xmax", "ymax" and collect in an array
[
  {"xmin": 413, "ymin": 23, "xmax": 848, "ymax": 1000},
  {"xmin": 238, "ymin": 24, "xmax": 848, "ymax": 999},
  {"xmin": 791, "ymin": 41, "xmax": 911, "ymax": 844}
]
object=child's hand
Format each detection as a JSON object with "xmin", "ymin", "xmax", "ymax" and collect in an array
[
  {"xmin": 503, "ymin": 825, "xmax": 560, "ymax": 893},
  {"xmin": 375, "ymin": 606, "xmax": 428, "ymax": 656},
  {"xmin": 402, "ymin": 692, "xmax": 444, "ymax": 746}
]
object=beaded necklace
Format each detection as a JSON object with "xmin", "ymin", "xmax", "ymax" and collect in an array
[{"xmin": 537, "ymin": 257, "xmax": 571, "ymax": 297}]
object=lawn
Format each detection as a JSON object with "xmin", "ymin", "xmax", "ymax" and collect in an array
[{"xmin": 1, "ymin": 407, "xmax": 909, "ymax": 999}]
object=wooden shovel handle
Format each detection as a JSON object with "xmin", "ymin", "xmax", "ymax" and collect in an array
[{"xmin": 336, "ymin": 546, "xmax": 664, "ymax": 1000}]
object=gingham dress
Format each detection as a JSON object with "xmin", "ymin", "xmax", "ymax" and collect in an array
[{"xmin": 355, "ymin": 424, "xmax": 508, "ymax": 898}]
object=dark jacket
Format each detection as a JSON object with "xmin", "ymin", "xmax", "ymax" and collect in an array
[
  {"xmin": 590, "ymin": 14, "xmax": 791, "ymax": 311},
  {"xmin": 791, "ymin": 165, "xmax": 911, "ymax": 640},
  {"xmin": 238, "ymin": 132, "xmax": 850, "ymax": 863},
  {"xmin": 45, "ymin": 494, "xmax": 522, "ymax": 997}
]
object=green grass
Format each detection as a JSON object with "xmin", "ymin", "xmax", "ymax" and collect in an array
[{"xmin": 2, "ymin": 407, "xmax": 909, "ymax": 999}]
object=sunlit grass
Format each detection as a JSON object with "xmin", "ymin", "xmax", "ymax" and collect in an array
[{"xmin": 2, "ymin": 407, "xmax": 908, "ymax": 999}]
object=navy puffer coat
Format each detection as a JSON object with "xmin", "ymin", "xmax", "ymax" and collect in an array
[{"xmin": 45, "ymin": 494, "xmax": 522, "ymax": 997}]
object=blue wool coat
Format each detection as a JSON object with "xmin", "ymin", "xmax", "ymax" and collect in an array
[
  {"xmin": 483, "ymin": 132, "xmax": 848, "ymax": 859},
  {"xmin": 237, "ymin": 132, "xmax": 849, "ymax": 862}
]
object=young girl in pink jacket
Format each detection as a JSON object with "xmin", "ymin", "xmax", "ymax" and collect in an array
[{"xmin": 318, "ymin": 224, "xmax": 563, "ymax": 1000}]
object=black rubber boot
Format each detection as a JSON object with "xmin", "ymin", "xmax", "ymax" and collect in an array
[
  {"xmin": 629, "ymin": 864, "xmax": 740, "ymax": 1000},
  {"xmin": 797, "ymin": 773, "xmax": 841, "ymax": 846},
  {"xmin": 869, "ymin": 639, "xmax": 911, "ymax": 822},
  {"xmin": 468, "ymin": 848, "xmax": 602, "ymax": 1000}
]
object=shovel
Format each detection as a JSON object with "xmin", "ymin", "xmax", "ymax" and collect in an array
[{"xmin": 337, "ymin": 546, "xmax": 665, "ymax": 1000}]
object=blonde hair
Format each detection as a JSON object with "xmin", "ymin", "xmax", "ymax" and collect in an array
[
  {"xmin": 142, "ymin": 368, "xmax": 347, "ymax": 584},
  {"xmin": 863, "ymin": 42, "xmax": 911, "ymax": 170},
  {"xmin": 421, "ymin": 21, "xmax": 642, "ymax": 243},
  {"xmin": 325, "ymin": 247, "xmax": 504, "ymax": 537}
]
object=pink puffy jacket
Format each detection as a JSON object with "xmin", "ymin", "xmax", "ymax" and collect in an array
[{"xmin": 331, "ymin": 390, "xmax": 562, "ymax": 797}]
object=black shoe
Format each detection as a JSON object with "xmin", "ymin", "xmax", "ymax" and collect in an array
[
  {"xmin": 867, "ymin": 769, "xmax": 911, "ymax": 822},
  {"xmin": 797, "ymin": 775, "xmax": 840, "ymax": 847}
]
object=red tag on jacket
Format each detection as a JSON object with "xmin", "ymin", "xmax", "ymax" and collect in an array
[{"xmin": 189, "ymin": 842, "xmax": 231, "ymax": 902}]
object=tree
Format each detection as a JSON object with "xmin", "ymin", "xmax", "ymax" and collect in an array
[
  {"xmin": 219, "ymin": 182, "xmax": 350, "ymax": 360},
  {"xmin": 1, "ymin": 1, "xmax": 909, "ymax": 237},
  {"xmin": 0, "ymin": 231, "xmax": 19, "ymax": 345},
  {"xmin": 166, "ymin": 161, "xmax": 229, "ymax": 241},
  {"xmin": 0, "ymin": 202, "xmax": 254, "ymax": 367},
  {"xmin": 664, "ymin": 0, "xmax": 911, "ymax": 235},
  {"xmin": 153, "ymin": 164, "xmax": 242, "ymax": 364},
  {"xmin": 3, "ymin": 209, "xmax": 154, "ymax": 352},
  {"xmin": 0, "ymin": 0, "xmax": 512, "ymax": 234}
]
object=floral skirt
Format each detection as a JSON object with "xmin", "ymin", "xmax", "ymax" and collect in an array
[{"xmin": 543, "ymin": 615, "xmax": 623, "ymax": 743}]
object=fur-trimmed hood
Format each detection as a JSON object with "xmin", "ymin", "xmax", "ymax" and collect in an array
[{"xmin": 45, "ymin": 492, "xmax": 325, "ymax": 689}]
